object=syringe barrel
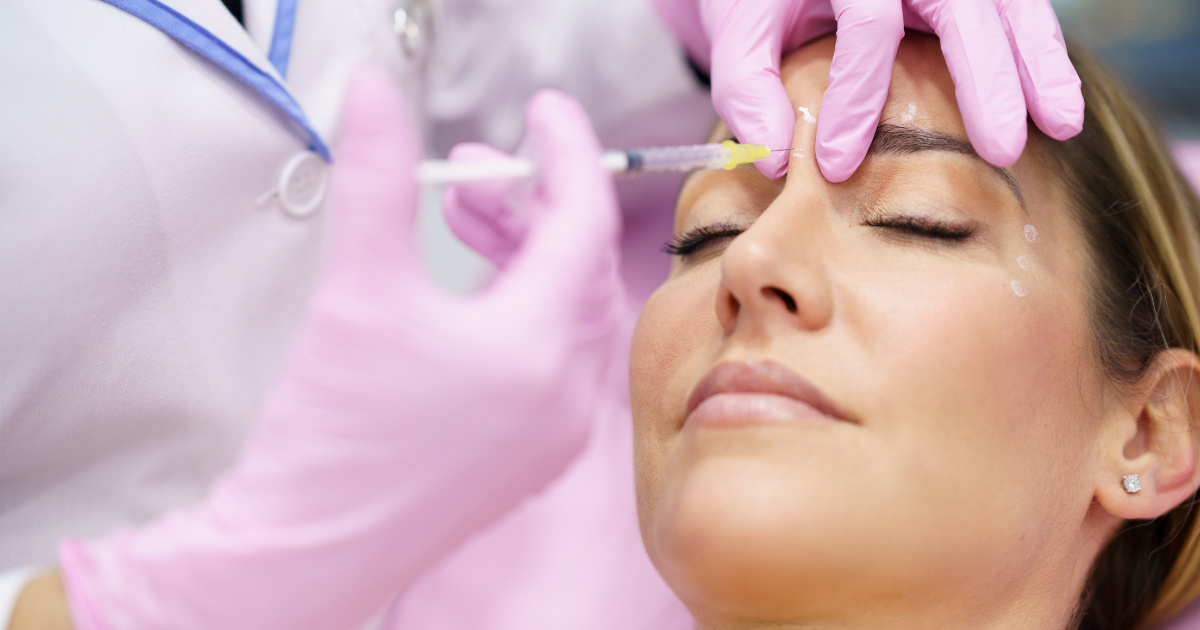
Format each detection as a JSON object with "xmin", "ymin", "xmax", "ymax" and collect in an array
[{"xmin": 622, "ymin": 143, "xmax": 733, "ymax": 174}]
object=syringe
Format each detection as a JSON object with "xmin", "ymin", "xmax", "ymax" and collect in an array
[{"xmin": 415, "ymin": 140, "xmax": 774, "ymax": 186}]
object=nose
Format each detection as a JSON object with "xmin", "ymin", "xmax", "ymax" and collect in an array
[{"xmin": 715, "ymin": 217, "xmax": 834, "ymax": 337}]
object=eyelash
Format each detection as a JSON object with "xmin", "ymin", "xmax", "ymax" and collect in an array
[
  {"xmin": 663, "ymin": 223, "xmax": 744, "ymax": 257},
  {"xmin": 863, "ymin": 214, "xmax": 974, "ymax": 242},
  {"xmin": 664, "ymin": 214, "xmax": 973, "ymax": 258}
]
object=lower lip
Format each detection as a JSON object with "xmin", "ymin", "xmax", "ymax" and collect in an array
[{"xmin": 685, "ymin": 392, "xmax": 840, "ymax": 427}]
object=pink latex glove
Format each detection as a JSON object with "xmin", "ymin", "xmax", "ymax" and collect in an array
[
  {"xmin": 651, "ymin": 0, "xmax": 1085, "ymax": 182},
  {"xmin": 57, "ymin": 71, "xmax": 623, "ymax": 630},
  {"xmin": 1175, "ymin": 140, "xmax": 1200, "ymax": 196},
  {"xmin": 442, "ymin": 144, "xmax": 545, "ymax": 268},
  {"xmin": 378, "ymin": 128, "xmax": 690, "ymax": 630}
]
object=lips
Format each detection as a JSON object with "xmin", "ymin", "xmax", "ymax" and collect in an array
[{"xmin": 684, "ymin": 360, "xmax": 855, "ymax": 427}]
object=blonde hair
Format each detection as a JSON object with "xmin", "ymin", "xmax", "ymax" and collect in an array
[{"xmin": 1045, "ymin": 46, "xmax": 1200, "ymax": 629}]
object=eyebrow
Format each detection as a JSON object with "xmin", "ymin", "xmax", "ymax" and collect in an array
[
  {"xmin": 674, "ymin": 124, "xmax": 1028, "ymax": 213},
  {"xmin": 869, "ymin": 124, "xmax": 1027, "ymax": 211}
]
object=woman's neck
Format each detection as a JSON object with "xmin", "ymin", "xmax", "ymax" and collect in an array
[{"xmin": 688, "ymin": 547, "xmax": 1102, "ymax": 630}]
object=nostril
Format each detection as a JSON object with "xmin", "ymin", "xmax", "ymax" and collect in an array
[{"xmin": 765, "ymin": 287, "xmax": 797, "ymax": 313}]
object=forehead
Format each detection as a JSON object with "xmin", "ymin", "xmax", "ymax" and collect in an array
[
  {"xmin": 686, "ymin": 32, "xmax": 1068, "ymax": 223},
  {"xmin": 781, "ymin": 34, "xmax": 966, "ymax": 138},
  {"xmin": 685, "ymin": 34, "xmax": 983, "ymax": 231}
]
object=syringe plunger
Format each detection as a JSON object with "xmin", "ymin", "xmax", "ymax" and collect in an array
[
  {"xmin": 415, "ymin": 141, "xmax": 772, "ymax": 185},
  {"xmin": 617, "ymin": 141, "xmax": 772, "ymax": 174}
]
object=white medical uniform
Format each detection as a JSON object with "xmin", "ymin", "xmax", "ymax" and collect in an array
[{"xmin": 0, "ymin": 0, "xmax": 711, "ymax": 626}]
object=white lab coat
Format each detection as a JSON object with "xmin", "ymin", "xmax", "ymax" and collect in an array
[{"xmin": 0, "ymin": 0, "xmax": 711, "ymax": 625}]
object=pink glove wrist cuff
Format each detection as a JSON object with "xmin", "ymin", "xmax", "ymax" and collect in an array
[{"xmin": 58, "ymin": 539, "xmax": 113, "ymax": 630}]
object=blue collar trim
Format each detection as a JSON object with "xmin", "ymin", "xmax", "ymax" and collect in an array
[
  {"xmin": 97, "ymin": 0, "xmax": 330, "ymax": 161},
  {"xmin": 267, "ymin": 0, "xmax": 298, "ymax": 77}
]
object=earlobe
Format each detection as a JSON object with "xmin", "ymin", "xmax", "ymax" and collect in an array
[{"xmin": 1095, "ymin": 349, "xmax": 1200, "ymax": 521}]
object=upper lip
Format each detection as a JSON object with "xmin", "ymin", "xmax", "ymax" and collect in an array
[{"xmin": 685, "ymin": 359, "xmax": 856, "ymax": 424}]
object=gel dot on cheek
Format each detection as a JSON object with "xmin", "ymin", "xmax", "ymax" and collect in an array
[
  {"xmin": 1016, "ymin": 255, "xmax": 1032, "ymax": 271},
  {"xmin": 1010, "ymin": 279, "xmax": 1027, "ymax": 297},
  {"xmin": 1024, "ymin": 225, "xmax": 1039, "ymax": 243}
]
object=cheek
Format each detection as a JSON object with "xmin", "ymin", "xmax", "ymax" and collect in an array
[
  {"xmin": 845, "ymin": 257, "xmax": 1099, "ymax": 544},
  {"xmin": 630, "ymin": 264, "xmax": 723, "ymax": 545},
  {"xmin": 630, "ymin": 223, "xmax": 1103, "ymax": 613}
]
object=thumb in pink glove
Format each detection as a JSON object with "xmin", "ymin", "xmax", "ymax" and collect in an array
[
  {"xmin": 650, "ymin": 0, "xmax": 1084, "ymax": 182},
  {"xmin": 58, "ymin": 72, "xmax": 623, "ymax": 630},
  {"xmin": 440, "ymin": 142, "xmax": 532, "ymax": 267},
  {"xmin": 439, "ymin": 139, "xmax": 606, "ymax": 272}
]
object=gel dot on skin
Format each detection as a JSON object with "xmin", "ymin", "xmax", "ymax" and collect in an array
[
  {"xmin": 1016, "ymin": 256, "xmax": 1032, "ymax": 271},
  {"xmin": 1010, "ymin": 279, "xmax": 1027, "ymax": 297},
  {"xmin": 1024, "ymin": 225, "xmax": 1039, "ymax": 243},
  {"xmin": 797, "ymin": 106, "xmax": 817, "ymax": 124},
  {"xmin": 901, "ymin": 102, "xmax": 917, "ymax": 124}
]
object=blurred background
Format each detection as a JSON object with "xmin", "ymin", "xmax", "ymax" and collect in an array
[{"xmin": 1053, "ymin": 0, "xmax": 1200, "ymax": 139}]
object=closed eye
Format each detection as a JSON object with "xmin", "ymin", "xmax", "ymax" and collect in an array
[
  {"xmin": 863, "ymin": 214, "xmax": 974, "ymax": 242},
  {"xmin": 664, "ymin": 223, "xmax": 745, "ymax": 257}
]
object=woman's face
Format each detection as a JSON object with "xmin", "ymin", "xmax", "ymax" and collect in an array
[{"xmin": 631, "ymin": 36, "xmax": 1110, "ymax": 626}]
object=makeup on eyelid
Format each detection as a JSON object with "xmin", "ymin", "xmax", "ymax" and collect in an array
[{"xmin": 673, "ymin": 157, "xmax": 1039, "ymax": 290}]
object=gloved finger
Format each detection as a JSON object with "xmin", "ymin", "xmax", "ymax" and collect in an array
[
  {"xmin": 495, "ymin": 90, "xmax": 622, "ymax": 334},
  {"xmin": 709, "ymin": 3, "xmax": 795, "ymax": 179},
  {"xmin": 327, "ymin": 68, "xmax": 423, "ymax": 284},
  {"xmin": 815, "ymin": 0, "xmax": 905, "ymax": 183},
  {"xmin": 649, "ymin": 0, "xmax": 712, "ymax": 71},
  {"xmin": 916, "ymin": 0, "xmax": 1028, "ymax": 165},
  {"xmin": 911, "ymin": 0, "xmax": 1028, "ymax": 167},
  {"xmin": 442, "ymin": 143, "xmax": 528, "ymax": 267},
  {"xmin": 998, "ymin": 0, "xmax": 1084, "ymax": 141},
  {"xmin": 902, "ymin": 3, "xmax": 934, "ymax": 34}
]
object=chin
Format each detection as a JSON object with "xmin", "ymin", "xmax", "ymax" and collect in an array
[{"xmin": 642, "ymin": 435, "xmax": 875, "ymax": 620}]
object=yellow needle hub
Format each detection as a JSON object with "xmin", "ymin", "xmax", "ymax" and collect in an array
[{"xmin": 721, "ymin": 140, "xmax": 773, "ymax": 170}]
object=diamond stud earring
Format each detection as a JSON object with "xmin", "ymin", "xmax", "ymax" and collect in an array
[{"xmin": 1123, "ymin": 474, "xmax": 1142, "ymax": 494}]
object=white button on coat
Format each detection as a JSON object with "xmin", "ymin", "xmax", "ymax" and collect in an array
[
  {"xmin": 0, "ymin": 0, "xmax": 420, "ymax": 585},
  {"xmin": 276, "ymin": 151, "xmax": 328, "ymax": 217}
]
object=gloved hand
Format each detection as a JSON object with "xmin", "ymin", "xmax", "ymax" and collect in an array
[
  {"xmin": 651, "ymin": 0, "xmax": 1084, "ymax": 182},
  {"xmin": 1175, "ymin": 140, "xmax": 1200, "ymax": 195},
  {"xmin": 440, "ymin": 143, "xmax": 531, "ymax": 267},
  {"xmin": 57, "ymin": 71, "xmax": 623, "ymax": 630}
]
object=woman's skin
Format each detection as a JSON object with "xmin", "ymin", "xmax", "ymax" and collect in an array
[{"xmin": 630, "ymin": 35, "xmax": 1200, "ymax": 630}]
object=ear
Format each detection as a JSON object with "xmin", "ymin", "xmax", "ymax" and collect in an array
[{"xmin": 1095, "ymin": 349, "xmax": 1200, "ymax": 520}]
